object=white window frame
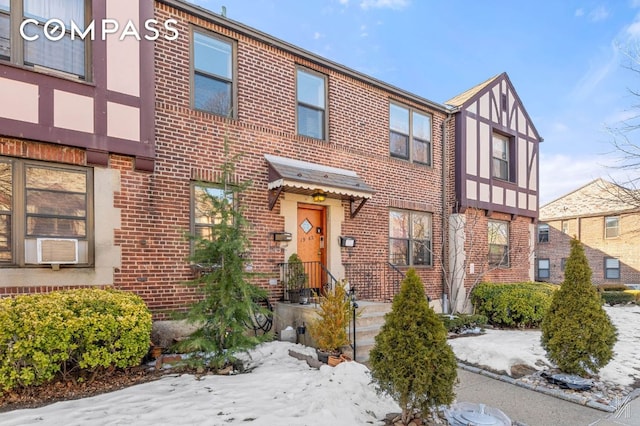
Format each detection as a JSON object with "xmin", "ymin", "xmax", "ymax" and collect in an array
[
  {"xmin": 604, "ymin": 216, "xmax": 619, "ymax": 239},
  {"xmin": 492, "ymin": 132, "xmax": 511, "ymax": 181},
  {"xmin": 604, "ymin": 257, "xmax": 620, "ymax": 280},
  {"xmin": 537, "ymin": 258, "xmax": 550, "ymax": 280},
  {"xmin": 538, "ymin": 224, "xmax": 549, "ymax": 243}
]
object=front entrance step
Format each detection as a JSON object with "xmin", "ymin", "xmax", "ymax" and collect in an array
[{"xmin": 352, "ymin": 302, "xmax": 391, "ymax": 363}]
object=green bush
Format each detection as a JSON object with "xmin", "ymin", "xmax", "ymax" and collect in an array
[
  {"xmin": 541, "ymin": 239, "xmax": 617, "ymax": 376},
  {"xmin": 601, "ymin": 291, "xmax": 635, "ymax": 305},
  {"xmin": 0, "ymin": 289, "xmax": 152, "ymax": 393},
  {"xmin": 471, "ymin": 282, "xmax": 556, "ymax": 328},
  {"xmin": 597, "ymin": 284, "xmax": 628, "ymax": 292},
  {"xmin": 438, "ymin": 314, "xmax": 487, "ymax": 333},
  {"xmin": 370, "ymin": 269, "xmax": 457, "ymax": 424}
]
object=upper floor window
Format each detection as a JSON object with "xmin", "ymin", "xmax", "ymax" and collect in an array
[
  {"xmin": 561, "ymin": 257, "xmax": 567, "ymax": 271},
  {"xmin": 561, "ymin": 220, "xmax": 569, "ymax": 234},
  {"xmin": 389, "ymin": 103, "xmax": 432, "ymax": 165},
  {"xmin": 604, "ymin": 257, "xmax": 620, "ymax": 280},
  {"xmin": 605, "ymin": 216, "xmax": 619, "ymax": 239},
  {"xmin": 193, "ymin": 30, "xmax": 234, "ymax": 117},
  {"xmin": 389, "ymin": 209, "xmax": 432, "ymax": 267},
  {"xmin": 537, "ymin": 223, "xmax": 549, "ymax": 243},
  {"xmin": 537, "ymin": 258, "xmax": 550, "ymax": 280},
  {"xmin": 492, "ymin": 132, "xmax": 511, "ymax": 181},
  {"xmin": 0, "ymin": 157, "xmax": 92, "ymax": 266},
  {"xmin": 488, "ymin": 220, "xmax": 509, "ymax": 267},
  {"xmin": 296, "ymin": 68, "xmax": 326, "ymax": 140},
  {"xmin": 0, "ymin": 0, "xmax": 88, "ymax": 79}
]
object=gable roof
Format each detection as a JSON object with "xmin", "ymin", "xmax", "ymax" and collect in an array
[
  {"xmin": 540, "ymin": 178, "xmax": 639, "ymax": 220},
  {"xmin": 445, "ymin": 72, "xmax": 543, "ymax": 142}
]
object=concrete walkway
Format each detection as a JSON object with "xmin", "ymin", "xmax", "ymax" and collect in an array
[{"xmin": 455, "ymin": 368, "xmax": 640, "ymax": 426}]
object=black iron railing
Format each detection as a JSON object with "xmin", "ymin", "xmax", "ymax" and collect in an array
[
  {"xmin": 279, "ymin": 261, "xmax": 338, "ymax": 303},
  {"xmin": 344, "ymin": 262, "xmax": 405, "ymax": 302}
]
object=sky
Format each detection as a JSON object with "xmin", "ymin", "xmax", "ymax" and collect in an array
[
  {"xmin": 189, "ymin": 0, "xmax": 640, "ymax": 205},
  {"xmin": 0, "ymin": 305, "xmax": 637, "ymax": 425}
]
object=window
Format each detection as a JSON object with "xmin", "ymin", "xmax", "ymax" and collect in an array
[
  {"xmin": 1, "ymin": 0, "xmax": 87, "ymax": 78},
  {"xmin": 561, "ymin": 258, "xmax": 567, "ymax": 271},
  {"xmin": 538, "ymin": 224, "xmax": 549, "ymax": 243},
  {"xmin": 605, "ymin": 216, "xmax": 619, "ymax": 238},
  {"xmin": 488, "ymin": 220, "xmax": 509, "ymax": 267},
  {"xmin": 296, "ymin": 68, "xmax": 326, "ymax": 139},
  {"xmin": 561, "ymin": 220, "xmax": 569, "ymax": 234},
  {"xmin": 492, "ymin": 132, "xmax": 511, "ymax": 181},
  {"xmin": 191, "ymin": 184, "xmax": 233, "ymax": 241},
  {"xmin": 604, "ymin": 257, "xmax": 620, "ymax": 280},
  {"xmin": 537, "ymin": 259, "xmax": 550, "ymax": 280},
  {"xmin": 193, "ymin": 30, "xmax": 234, "ymax": 116},
  {"xmin": 389, "ymin": 103, "xmax": 432, "ymax": 165},
  {"xmin": 0, "ymin": 157, "xmax": 92, "ymax": 266},
  {"xmin": 389, "ymin": 209, "xmax": 432, "ymax": 266}
]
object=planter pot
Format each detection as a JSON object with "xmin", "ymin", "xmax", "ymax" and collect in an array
[
  {"xmin": 328, "ymin": 355, "xmax": 342, "ymax": 367},
  {"xmin": 316, "ymin": 349, "xmax": 339, "ymax": 364}
]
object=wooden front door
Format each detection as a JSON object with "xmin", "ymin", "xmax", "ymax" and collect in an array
[{"xmin": 297, "ymin": 204, "xmax": 326, "ymax": 291}]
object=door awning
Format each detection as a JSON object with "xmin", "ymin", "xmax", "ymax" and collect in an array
[{"xmin": 265, "ymin": 154, "xmax": 375, "ymax": 218}]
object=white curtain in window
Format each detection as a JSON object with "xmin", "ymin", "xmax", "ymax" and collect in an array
[{"xmin": 24, "ymin": 0, "xmax": 84, "ymax": 27}]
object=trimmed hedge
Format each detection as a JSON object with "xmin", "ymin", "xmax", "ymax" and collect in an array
[
  {"xmin": 601, "ymin": 291, "xmax": 635, "ymax": 306},
  {"xmin": 597, "ymin": 284, "xmax": 628, "ymax": 292},
  {"xmin": 0, "ymin": 289, "xmax": 152, "ymax": 393},
  {"xmin": 471, "ymin": 282, "xmax": 557, "ymax": 328}
]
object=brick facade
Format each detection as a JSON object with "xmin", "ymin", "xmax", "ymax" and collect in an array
[{"xmin": 0, "ymin": 0, "xmax": 539, "ymax": 317}]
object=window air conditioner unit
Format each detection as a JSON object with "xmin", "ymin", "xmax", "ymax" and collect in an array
[{"xmin": 37, "ymin": 238, "xmax": 79, "ymax": 264}]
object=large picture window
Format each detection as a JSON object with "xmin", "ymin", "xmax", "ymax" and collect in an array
[
  {"xmin": 297, "ymin": 68, "xmax": 326, "ymax": 140},
  {"xmin": 193, "ymin": 30, "xmax": 234, "ymax": 117},
  {"xmin": 488, "ymin": 220, "xmax": 509, "ymax": 267},
  {"xmin": 1, "ymin": 0, "xmax": 88, "ymax": 79},
  {"xmin": 389, "ymin": 209, "xmax": 432, "ymax": 266},
  {"xmin": 389, "ymin": 103, "xmax": 432, "ymax": 165},
  {"xmin": 0, "ymin": 157, "xmax": 92, "ymax": 266}
]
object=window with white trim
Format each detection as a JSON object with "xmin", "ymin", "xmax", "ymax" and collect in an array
[
  {"xmin": 296, "ymin": 68, "xmax": 326, "ymax": 140},
  {"xmin": 1, "ymin": 0, "xmax": 88, "ymax": 78},
  {"xmin": 389, "ymin": 209, "xmax": 432, "ymax": 266},
  {"xmin": 193, "ymin": 29, "xmax": 235, "ymax": 117},
  {"xmin": 0, "ymin": 157, "xmax": 92, "ymax": 266},
  {"xmin": 389, "ymin": 103, "xmax": 432, "ymax": 165},
  {"xmin": 488, "ymin": 220, "xmax": 509, "ymax": 267},
  {"xmin": 605, "ymin": 216, "xmax": 619, "ymax": 239},
  {"xmin": 538, "ymin": 224, "xmax": 549, "ymax": 243}
]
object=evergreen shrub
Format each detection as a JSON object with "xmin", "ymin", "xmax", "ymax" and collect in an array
[
  {"xmin": 438, "ymin": 313, "xmax": 487, "ymax": 334},
  {"xmin": 601, "ymin": 291, "xmax": 635, "ymax": 305},
  {"xmin": 308, "ymin": 280, "xmax": 351, "ymax": 353},
  {"xmin": 0, "ymin": 289, "xmax": 152, "ymax": 393},
  {"xmin": 471, "ymin": 282, "xmax": 556, "ymax": 328},
  {"xmin": 541, "ymin": 238, "xmax": 617, "ymax": 376},
  {"xmin": 369, "ymin": 269, "xmax": 457, "ymax": 424},
  {"xmin": 597, "ymin": 284, "xmax": 629, "ymax": 292}
]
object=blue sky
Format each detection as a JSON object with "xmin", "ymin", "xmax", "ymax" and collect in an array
[{"xmin": 190, "ymin": 0, "xmax": 640, "ymax": 205}]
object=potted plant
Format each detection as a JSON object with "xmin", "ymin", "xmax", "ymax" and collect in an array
[
  {"xmin": 308, "ymin": 279, "xmax": 352, "ymax": 364},
  {"xmin": 286, "ymin": 253, "xmax": 307, "ymax": 303}
]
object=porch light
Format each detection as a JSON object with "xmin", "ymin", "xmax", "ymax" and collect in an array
[{"xmin": 312, "ymin": 189, "xmax": 326, "ymax": 202}]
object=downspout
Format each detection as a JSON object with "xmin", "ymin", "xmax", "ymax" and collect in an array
[{"xmin": 441, "ymin": 110, "xmax": 456, "ymax": 314}]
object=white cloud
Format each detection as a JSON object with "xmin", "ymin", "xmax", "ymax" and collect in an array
[
  {"xmin": 570, "ymin": 43, "xmax": 619, "ymax": 101},
  {"xmin": 539, "ymin": 152, "xmax": 637, "ymax": 205},
  {"xmin": 589, "ymin": 5, "xmax": 610, "ymax": 22},
  {"xmin": 313, "ymin": 32, "xmax": 324, "ymax": 40},
  {"xmin": 574, "ymin": 8, "xmax": 584, "ymax": 17},
  {"xmin": 338, "ymin": 0, "xmax": 349, "ymax": 4},
  {"xmin": 359, "ymin": 0, "xmax": 409, "ymax": 11}
]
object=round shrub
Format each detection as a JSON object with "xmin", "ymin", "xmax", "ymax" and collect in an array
[
  {"xmin": 0, "ymin": 289, "xmax": 152, "ymax": 393},
  {"xmin": 471, "ymin": 282, "xmax": 556, "ymax": 328}
]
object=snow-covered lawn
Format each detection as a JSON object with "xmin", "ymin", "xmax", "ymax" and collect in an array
[{"xmin": 0, "ymin": 305, "xmax": 637, "ymax": 425}]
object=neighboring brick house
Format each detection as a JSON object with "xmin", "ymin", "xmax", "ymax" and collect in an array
[
  {"xmin": 537, "ymin": 179, "xmax": 640, "ymax": 285},
  {"xmin": 0, "ymin": 0, "xmax": 541, "ymax": 316}
]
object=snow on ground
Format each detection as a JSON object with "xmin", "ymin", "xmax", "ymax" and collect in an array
[
  {"xmin": 0, "ymin": 306, "xmax": 638, "ymax": 425},
  {"xmin": 449, "ymin": 305, "xmax": 640, "ymax": 386}
]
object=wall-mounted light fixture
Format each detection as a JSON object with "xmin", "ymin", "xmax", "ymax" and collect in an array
[
  {"xmin": 312, "ymin": 189, "xmax": 326, "ymax": 203},
  {"xmin": 339, "ymin": 236, "xmax": 356, "ymax": 247},
  {"xmin": 272, "ymin": 232, "xmax": 292, "ymax": 242}
]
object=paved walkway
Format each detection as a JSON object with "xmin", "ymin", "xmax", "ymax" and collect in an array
[{"xmin": 455, "ymin": 368, "xmax": 640, "ymax": 426}]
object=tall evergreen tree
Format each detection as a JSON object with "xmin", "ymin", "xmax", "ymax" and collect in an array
[
  {"xmin": 541, "ymin": 238, "xmax": 617, "ymax": 376},
  {"xmin": 369, "ymin": 269, "xmax": 457, "ymax": 425},
  {"xmin": 178, "ymin": 136, "xmax": 270, "ymax": 370}
]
